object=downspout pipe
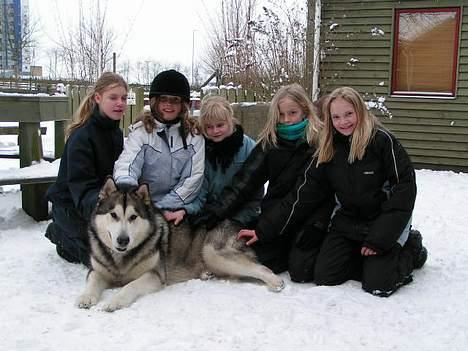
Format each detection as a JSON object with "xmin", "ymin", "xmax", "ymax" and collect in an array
[{"xmin": 312, "ymin": 0, "xmax": 321, "ymax": 101}]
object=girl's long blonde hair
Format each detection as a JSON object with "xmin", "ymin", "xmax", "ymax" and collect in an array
[
  {"xmin": 317, "ymin": 86, "xmax": 382, "ymax": 165},
  {"xmin": 66, "ymin": 72, "xmax": 128, "ymax": 138},
  {"xmin": 257, "ymin": 83, "xmax": 321, "ymax": 149}
]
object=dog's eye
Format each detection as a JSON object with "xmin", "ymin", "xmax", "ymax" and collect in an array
[
  {"xmin": 110, "ymin": 212, "xmax": 118, "ymax": 220},
  {"xmin": 129, "ymin": 214, "xmax": 138, "ymax": 222}
]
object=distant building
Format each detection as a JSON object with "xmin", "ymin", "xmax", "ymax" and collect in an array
[{"xmin": 0, "ymin": 0, "xmax": 30, "ymax": 77}]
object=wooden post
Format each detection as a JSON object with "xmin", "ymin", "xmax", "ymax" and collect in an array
[
  {"xmin": 227, "ymin": 89, "xmax": 236, "ymax": 103},
  {"xmin": 18, "ymin": 122, "xmax": 42, "ymax": 168},
  {"xmin": 18, "ymin": 122, "xmax": 49, "ymax": 221},
  {"xmin": 0, "ymin": 95, "xmax": 70, "ymax": 221},
  {"xmin": 134, "ymin": 87, "xmax": 144, "ymax": 124},
  {"xmin": 54, "ymin": 120, "xmax": 67, "ymax": 158}
]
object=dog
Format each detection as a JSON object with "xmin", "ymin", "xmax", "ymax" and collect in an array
[{"xmin": 76, "ymin": 177, "xmax": 284, "ymax": 312}]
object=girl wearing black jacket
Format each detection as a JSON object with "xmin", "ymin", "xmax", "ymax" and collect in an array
[
  {"xmin": 45, "ymin": 73, "xmax": 128, "ymax": 266},
  {"xmin": 257, "ymin": 86, "xmax": 427, "ymax": 296}
]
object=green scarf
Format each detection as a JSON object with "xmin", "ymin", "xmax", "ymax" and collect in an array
[{"xmin": 276, "ymin": 119, "xmax": 308, "ymax": 141}]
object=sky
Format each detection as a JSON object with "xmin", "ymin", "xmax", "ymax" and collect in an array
[
  {"xmin": 28, "ymin": 0, "xmax": 222, "ymax": 80},
  {"xmin": 0, "ymin": 124, "xmax": 468, "ymax": 350}
]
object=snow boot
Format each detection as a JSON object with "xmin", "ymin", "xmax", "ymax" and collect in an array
[{"xmin": 407, "ymin": 229, "xmax": 428, "ymax": 269}]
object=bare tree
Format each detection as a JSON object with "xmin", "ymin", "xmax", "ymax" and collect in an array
[
  {"xmin": 203, "ymin": 0, "xmax": 258, "ymax": 87},
  {"xmin": 253, "ymin": 1, "xmax": 307, "ymax": 92},
  {"xmin": 133, "ymin": 60, "xmax": 165, "ymax": 85},
  {"xmin": 119, "ymin": 59, "xmax": 132, "ymax": 83},
  {"xmin": 203, "ymin": 0, "xmax": 307, "ymax": 96},
  {"xmin": 56, "ymin": 0, "xmax": 115, "ymax": 82}
]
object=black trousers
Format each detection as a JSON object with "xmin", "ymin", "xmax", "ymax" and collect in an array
[
  {"xmin": 45, "ymin": 205, "xmax": 90, "ymax": 266},
  {"xmin": 252, "ymin": 223, "xmax": 327, "ymax": 282},
  {"xmin": 314, "ymin": 230, "xmax": 414, "ymax": 296}
]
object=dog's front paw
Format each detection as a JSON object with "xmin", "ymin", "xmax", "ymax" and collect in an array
[
  {"xmin": 102, "ymin": 299, "xmax": 128, "ymax": 312},
  {"xmin": 101, "ymin": 301, "xmax": 123, "ymax": 313},
  {"xmin": 269, "ymin": 278, "xmax": 285, "ymax": 292},
  {"xmin": 76, "ymin": 294, "xmax": 98, "ymax": 309},
  {"xmin": 267, "ymin": 274, "xmax": 286, "ymax": 292},
  {"xmin": 101, "ymin": 296, "xmax": 130, "ymax": 312}
]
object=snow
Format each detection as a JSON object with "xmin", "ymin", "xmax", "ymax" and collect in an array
[
  {"xmin": 0, "ymin": 159, "xmax": 59, "ymax": 182},
  {"xmin": 371, "ymin": 27, "xmax": 385, "ymax": 36},
  {"xmin": 1, "ymin": 127, "xmax": 468, "ymax": 350}
]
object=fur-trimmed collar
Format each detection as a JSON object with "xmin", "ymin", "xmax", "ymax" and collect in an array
[{"xmin": 205, "ymin": 124, "xmax": 244, "ymax": 173}]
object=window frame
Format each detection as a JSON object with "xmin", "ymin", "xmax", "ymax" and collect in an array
[{"xmin": 391, "ymin": 7, "xmax": 462, "ymax": 98}]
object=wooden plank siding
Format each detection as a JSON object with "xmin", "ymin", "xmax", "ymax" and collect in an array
[{"xmin": 320, "ymin": 0, "xmax": 468, "ymax": 171}]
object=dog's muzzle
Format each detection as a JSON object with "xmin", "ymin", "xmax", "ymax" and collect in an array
[{"xmin": 116, "ymin": 234, "xmax": 130, "ymax": 251}]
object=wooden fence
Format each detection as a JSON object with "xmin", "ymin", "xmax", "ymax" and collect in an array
[
  {"xmin": 67, "ymin": 86, "xmax": 267, "ymax": 135},
  {"xmin": 201, "ymin": 86, "xmax": 272, "ymax": 103}
]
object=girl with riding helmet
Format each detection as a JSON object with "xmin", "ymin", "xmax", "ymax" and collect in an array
[{"xmin": 114, "ymin": 69, "xmax": 204, "ymax": 225}]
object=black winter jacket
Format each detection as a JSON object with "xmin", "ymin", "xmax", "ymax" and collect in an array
[
  {"xmin": 257, "ymin": 128, "xmax": 416, "ymax": 252},
  {"xmin": 212, "ymin": 137, "xmax": 333, "ymax": 242},
  {"xmin": 46, "ymin": 108, "xmax": 123, "ymax": 220}
]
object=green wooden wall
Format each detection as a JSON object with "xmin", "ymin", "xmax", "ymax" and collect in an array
[{"xmin": 320, "ymin": 0, "xmax": 468, "ymax": 171}]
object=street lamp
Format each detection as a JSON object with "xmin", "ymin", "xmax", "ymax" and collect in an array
[{"xmin": 191, "ymin": 29, "xmax": 198, "ymax": 86}]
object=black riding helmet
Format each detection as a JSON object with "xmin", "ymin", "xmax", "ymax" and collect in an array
[{"xmin": 149, "ymin": 69, "xmax": 190, "ymax": 102}]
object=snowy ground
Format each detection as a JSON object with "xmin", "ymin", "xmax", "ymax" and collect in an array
[{"xmin": 0, "ymin": 123, "xmax": 467, "ymax": 350}]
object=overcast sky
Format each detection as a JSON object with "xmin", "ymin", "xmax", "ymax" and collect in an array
[{"xmin": 28, "ymin": 0, "xmax": 220, "ymax": 78}]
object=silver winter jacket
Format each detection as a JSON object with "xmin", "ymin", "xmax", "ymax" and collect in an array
[{"xmin": 113, "ymin": 119, "xmax": 205, "ymax": 210}]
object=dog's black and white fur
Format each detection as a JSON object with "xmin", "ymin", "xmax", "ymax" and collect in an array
[{"xmin": 76, "ymin": 178, "xmax": 284, "ymax": 312}]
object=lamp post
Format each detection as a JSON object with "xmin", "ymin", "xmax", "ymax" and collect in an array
[{"xmin": 191, "ymin": 29, "xmax": 197, "ymax": 86}]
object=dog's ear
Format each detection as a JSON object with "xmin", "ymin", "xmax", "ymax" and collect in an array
[
  {"xmin": 135, "ymin": 183, "xmax": 152, "ymax": 206},
  {"xmin": 99, "ymin": 177, "xmax": 117, "ymax": 200}
]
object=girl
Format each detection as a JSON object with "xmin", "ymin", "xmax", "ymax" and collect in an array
[
  {"xmin": 257, "ymin": 86, "xmax": 427, "ymax": 296},
  {"xmin": 200, "ymin": 84, "xmax": 334, "ymax": 280},
  {"xmin": 45, "ymin": 72, "xmax": 128, "ymax": 266},
  {"xmin": 185, "ymin": 95, "xmax": 262, "ymax": 226},
  {"xmin": 113, "ymin": 70, "xmax": 204, "ymax": 224}
]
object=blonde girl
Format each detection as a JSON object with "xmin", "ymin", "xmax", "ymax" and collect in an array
[
  {"xmin": 45, "ymin": 72, "xmax": 128, "ymax": 266},
  {"xmin": 258, "ymin": 86, "xmax": 427, "ymax": 296},
  {"xmin": 186, "ymin": 95, "xmax": 261, "ymax": 227},
  {"xmin": 257, "ymin": 83, "xmax": 321, "ymax": 149},
  {"xmin": 198, "ymin": 84, "xmax": 335, "ymax": 281}
]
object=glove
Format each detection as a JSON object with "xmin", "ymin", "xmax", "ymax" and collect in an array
[
  {"xmin": 205, "ymin": 211, "xmax": 223, "ymax": 231},
  {"xmin": 188, "ymin": 212, "xmax": 209, "ymax": 230},
  {"xmin": 188, "ymin": 211, "xmax": 223, "ymax": 231}
]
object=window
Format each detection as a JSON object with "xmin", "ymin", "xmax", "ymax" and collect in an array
[{"xmin": 391, "ymin": 8, "xmax": 461, "ymax": 97}]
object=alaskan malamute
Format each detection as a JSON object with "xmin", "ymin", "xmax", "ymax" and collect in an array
[{"xmin": 76, "ymin": 178, "xmax": 284, "ymax": 312}]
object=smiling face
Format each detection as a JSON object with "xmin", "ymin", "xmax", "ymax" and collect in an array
[
  {"xmin": 278, "ymin": 97, "xmax": 304, "ymax": 125},
  {"xmin": 204, "ymin": 120, "xmax": 232, "ymax": 142},
  {"xmin": 330, "ymin": 97, "xmax": 358, "ymax": 136},
  {"xmin": 157, "ymin": 95, "xmax": 183, "ymax": 121},
  {"xmin": 94, "ymin": 85, "xmax": 128, "ymax": 121}
]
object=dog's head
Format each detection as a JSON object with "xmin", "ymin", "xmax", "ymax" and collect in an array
[{"xmin": 91, "ymin": 177, "xmax": 156, "ymax": 253}]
